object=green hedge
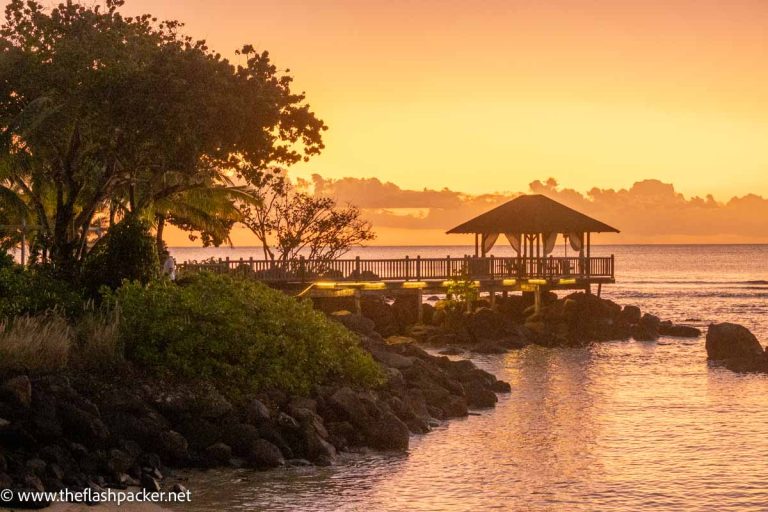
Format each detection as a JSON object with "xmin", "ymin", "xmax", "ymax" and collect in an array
[
  {"xmin": 109, "ymin": 273, "xmax": 382, "ymax": 396},
  {"xmin": 0, "ymin": 264, "xmax": 84, "ymax": 319}
]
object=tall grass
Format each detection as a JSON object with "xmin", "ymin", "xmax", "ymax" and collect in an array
[
  {"xmin": 0, "ymin": 304, "xmax": 123, "ymax": 374},
  {"xmin": 72, "ymin": 306, "xmax": 123, "ymax": 370},
  {"xmin": 0, "ymin": 313, "xmax": 72, "ymax": 373}
]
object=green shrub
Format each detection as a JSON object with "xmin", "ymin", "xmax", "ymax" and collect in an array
[
  {"xmin": 107, "ymin": 273, "xmax": 382, "ymax": 396},
  {"xmin": 0, "ymin": 252, "xmax": 14, "ymax": 269},
  {"xmin": 0, "ymin": 264, "xmax": 84, "ymax": 319},
  {"xmin": 82, "ymin": 216, "xmax": 159, "ymax": 295}
]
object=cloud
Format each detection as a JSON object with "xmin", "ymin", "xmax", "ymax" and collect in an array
[{"xmin": 309, "ymin": 174, "xmax": 768, "ymax": 243}]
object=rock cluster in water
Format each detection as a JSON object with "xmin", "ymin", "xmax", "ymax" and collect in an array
[
  {"xmin": 0, "ymin": 320, "xmax": 508, "ymax": 507},
  {"xmin": 329, "ymin": 292, "xmax": 701, "ymax": 353}
]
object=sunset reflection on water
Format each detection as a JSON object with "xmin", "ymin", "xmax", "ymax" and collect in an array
[{"xmin": 177, "ymin": 341, "xmax": 768, "ymax": 511}]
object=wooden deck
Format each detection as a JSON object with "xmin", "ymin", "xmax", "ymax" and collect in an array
[{"xmin": 178, "ymin": 255, "xmax": 615, "ymax": 289}]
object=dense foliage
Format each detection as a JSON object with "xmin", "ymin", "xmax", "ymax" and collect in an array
[
  {"xmin": 0, "ymin": 0, "xmax": 325, "ymax": 270},
  {"xmin": 0, "ymin": 263, "xmax": 84, "ymax": 319},
  {"xmin": 82, "ymin": 216, "xmax": 159, "ymax": 294},
  {"xmin": 108, "ymin": 273, "xmax": 382, "ymax": 396}
]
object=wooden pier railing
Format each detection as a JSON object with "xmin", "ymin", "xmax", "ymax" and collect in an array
[{"xmin": 178, "ymin": 255, "xmax": 615, "ymax": 284}]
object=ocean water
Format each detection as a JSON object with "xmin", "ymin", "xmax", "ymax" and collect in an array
[{"xmin": 169, "ymin": 245, "xmax": 768, "ymax": 511}]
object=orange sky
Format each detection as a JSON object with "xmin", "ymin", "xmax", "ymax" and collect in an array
[{"xmin": 124, "ymin": 0, "xmax": 768, "ymax": 246}]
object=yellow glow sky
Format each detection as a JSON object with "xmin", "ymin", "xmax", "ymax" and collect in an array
[{"xmin": 125, "ymin": 0, "xmax": 768, "ymax": 246}]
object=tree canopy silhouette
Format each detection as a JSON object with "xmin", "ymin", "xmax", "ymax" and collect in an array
[{"xmin": 0, "ymin": 0, "xmax": 326, "ymax": 271}]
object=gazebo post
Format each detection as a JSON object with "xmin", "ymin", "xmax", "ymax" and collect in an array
[{"xmin": 474, "ymin": 233, "xmax": 479, "ymax": 257}]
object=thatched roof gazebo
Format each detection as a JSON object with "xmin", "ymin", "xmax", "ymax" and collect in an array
[{"xmin": 447, "ymin": 194, "xmax": 619, "ymax": 259}]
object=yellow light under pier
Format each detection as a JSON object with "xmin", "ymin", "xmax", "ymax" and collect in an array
[
  {"xmin": 441, "ymin": 280, "xmax": 481, "ymax": 288},
  {"xmin": 402, "ymin": 281, "xmax": 427, "ymax": 289},
  {"xmin": 362, "ymin": 282, "xmax": 387, "ymax": 290},
  {"xmin": 528, "ymin": 279, "xmax": 548, "ymax": 285},
  {"xmin": 314, "ymin": 281, "xmax": 337, "ymax": 289},
  {"xmin": 558, "ymin": 278, "xmax": 577, "ymax": 285},
  {"xmin": 502, "ymin": 279, "xmax": 517, "ymax": 286}
]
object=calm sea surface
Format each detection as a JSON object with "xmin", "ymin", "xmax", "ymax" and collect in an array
[{"xmin": 170, "ymin": 245, "xmax": 768, "ymax": 511}]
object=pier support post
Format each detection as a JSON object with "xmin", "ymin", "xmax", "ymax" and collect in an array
[
  {"xmin": 534, "ymin": 286, "xmax": 542, "ymax": 314},
  {"xmin": 489, "ymin": 289, "xmax": 496, "ymax": 308},
  {"xmin": 416, "ymin": 289, "xmax": 423, "ymax": 323}
]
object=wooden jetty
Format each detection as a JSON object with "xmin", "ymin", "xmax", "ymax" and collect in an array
[{"xmin": 178, "ymin": 194, "xmax": 619, "ymax": 316}]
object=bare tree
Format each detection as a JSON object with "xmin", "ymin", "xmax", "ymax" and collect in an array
[{"xmin": 240, "ymin": 180, "xmax": 375, "ymax": 270}]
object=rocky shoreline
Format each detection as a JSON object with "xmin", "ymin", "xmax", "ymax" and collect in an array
[
  {"xmin": 0, "ymin": 315, "xmax": 509, "ymax": 508},
  {"xmin": 326, "ymin": 291, "xmax": 703, "ymax": 354},
  {"xmin": 6, "ymin": 286, "xmax": 761, "ymax": 509}
]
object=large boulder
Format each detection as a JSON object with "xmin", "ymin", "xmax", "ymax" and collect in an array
[
  {"xmin": 365, "ymin": 411, "xmax": 410, "ymax": 451},
  {"xmin": 392, "ymin": 296, "xmax": 419, "ymax": 330},
  {"xmin": 221, "ymin": 423, "xmax": 261, "ymax": 456},
  {"xmin": 496, "ymin": 295, "xmax": 530, "ymax": 323},
  {"xmin": 706, "ymin": 323, "xmax": 764, "ymax": 361},
  {"xmin": 632, "ymin": 313, "xmax": 661, "ymax": 341},
  {"xmin": 659, "ymin": 322, "xmax": 701, "ymax": 338},
  {"xmin": 370, "ymin": 349, "xmax": 414, "ymax": 370},
  {"xmin": 421, "ymin": 303, "xmax": 435, "ymax": 325},
  {"xmin": 631, "ymin": 324, "xmax": 659, "ymax": 341},
  {"xmin": 361, "ymin": 297, "xmax": 400, "ymax": 337},
  {"xmin": 465, "ymin": 308, "xmax": 506, "ymax": 340},
  {"xmin": 639, "ymin": 313, "xmax": 661, "ymax": 332},
  {"xmin": 157, "ymin": 430, "xmax": 189, "ymax": 463},
  {"xmin": 245, "ymin": 399, "xmax": 272, "ymax": 425},
  {"xmin": 560, "ymin": 292, "xmax": 623, "ymax": 343},
  {"xmin": 328, "ymin": 388, "xmax": 368, "ymax": 426},
  {"xmin": 176, "ymin": 418, "xmax": 221, "ymax": 450},
  {"xmin": 247, "ymin": 439, "xmax": 285, "ymax": 469},
  {"xmin": 463, "ymin": 379, "xmax": 498, "ymax": 408},
  {"xmin": 203, "ymin": 442, "xmax": 232, "ymax": 466},
  {"xmin": 330, "ymin": 311, "xmax": 376, "ymax": 336},
  {"xmin": 619, "ymin": 305, "xmax": 642, "ymax": 325},
  {"xmin": 1, "ymin": 375, "xmax": 32, "ymax": 408},
  {"xmin": 57, "ymin": 402, "xmax": 110, "ymax": 445}
]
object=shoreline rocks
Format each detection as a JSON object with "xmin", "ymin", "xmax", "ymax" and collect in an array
[
  {"xmin": 0, "ymin": 318, "xmax": 510, "ymax": 507},
  {"xmin": 352, "ymin": 292, "xmax": 702, "ymax": 350}
]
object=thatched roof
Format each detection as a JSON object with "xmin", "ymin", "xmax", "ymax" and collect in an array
[{"xmin": 447, "ymin": 194, "xmax": 619, "ymax": 234}]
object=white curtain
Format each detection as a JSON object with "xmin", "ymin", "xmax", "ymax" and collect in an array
[
  {"xmin": 505, "ymin": 232, "xmax": 522, "ymax": 254},
  {"xmin": 543, "ymin": 232, "xmax": 558, "ymax": 255},
  {"xmin": 569, "ymin": 232, "xmax": 583, "ymax": 252},
  {"xmin": 482, "ymin": 232, "xmax": 499, "ymax": 254}
]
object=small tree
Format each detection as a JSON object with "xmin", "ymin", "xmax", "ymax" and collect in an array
[
  {"xmin": 273, "ymin": 193, "xmax": 375, "ymax": 264},
  {"xmin": 445, "ymin": 269, "xmax": 479, "ymax": 311},
  {"xmin": 241, "ymin": 182, "xmax": 375, "ymax": 268},
  {"xmin": 81, "ymin": 216, "xmax": 159, "ymax": 295}
]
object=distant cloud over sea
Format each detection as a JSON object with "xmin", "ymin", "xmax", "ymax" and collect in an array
[{"xmin": 304, "ymin": 174, "xmax": 768, "ymax": 244}]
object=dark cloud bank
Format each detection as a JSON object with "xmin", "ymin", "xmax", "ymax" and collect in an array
[{"xmin": 306, "ymin": 175, "xmax": 768, "ymax": 243}]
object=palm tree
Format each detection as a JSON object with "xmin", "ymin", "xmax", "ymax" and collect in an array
[{"xmin": 150, "ymin": 185, "xmax": 258, "ymax": 251}]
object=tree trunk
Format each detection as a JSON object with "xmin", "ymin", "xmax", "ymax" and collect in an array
[{"xmin": 156, "ymin": 214, "xmax": 166, "ymax": 256}]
